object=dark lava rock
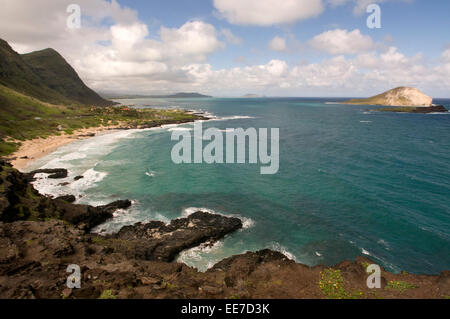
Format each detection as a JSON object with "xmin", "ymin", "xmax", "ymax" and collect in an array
[
  {"xmin": 74, "ymin": 176, "xmax": 84, "ymax": 181},
  {"xmin": 98, "ymin": 200, "xmax": 132, "ymax": 214},
  {"xmin": 54, "ymin": 195, "xmax": 76, "ymax": 203},
  {"xmin": 53, "ymin": 201, "xmax": 111, "ymax": 232},
  {"xmin": 409, "ymin": 105, "xmax": 448, "ymax": 113},
  {"xmin": 78, "ymin": 133, "xmax": 96, "ymax": 137},
  {"xmin": 0, "ymin": 162, "xmax": 131, "ymax": 231},
  {"xmin": 114, "ymin": 211, "xmax": 242, "ymax": 262},
  {"xmin": 25, "ymin": 168, "xmax": 68, "ymax": 180}
]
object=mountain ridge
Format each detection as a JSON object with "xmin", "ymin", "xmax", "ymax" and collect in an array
[{"xmin": 0, "ymin": 38, "xmax": 111, "ymax": 106}]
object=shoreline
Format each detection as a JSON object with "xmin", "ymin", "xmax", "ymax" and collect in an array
[
  {"xmin": 8, "ymin": 114, "xmax": 209, "ymax": 171},
  {"xmin": 9, "ymin": 124, "xmax": 127, "ymax": 171}
]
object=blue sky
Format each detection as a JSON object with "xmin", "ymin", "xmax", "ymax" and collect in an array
[
  {"xmin": 118, "ymin": 0, "xmax": 450, "ymax": 66},
  {"xmin": 1, "ymin": 0, "xmax": 450, "ymax": 97}
]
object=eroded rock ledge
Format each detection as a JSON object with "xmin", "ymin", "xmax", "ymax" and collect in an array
[{"xmin": 112, "ymin": 212, "xmax": 242, "ymax": 262}]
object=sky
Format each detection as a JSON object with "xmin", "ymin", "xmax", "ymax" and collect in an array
[{"xmin": 1, "ymin": 0, "xmax": 449, "ymax": 97}]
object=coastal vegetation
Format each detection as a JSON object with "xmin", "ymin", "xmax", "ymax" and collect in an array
[{"xmin": 0, "ymin": 84, "xmax": 202, "ymax": 156}]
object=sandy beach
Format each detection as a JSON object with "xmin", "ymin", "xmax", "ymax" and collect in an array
[{"xmin": 9, "ymin": 125, "xmax": 125, "ymax": 171}]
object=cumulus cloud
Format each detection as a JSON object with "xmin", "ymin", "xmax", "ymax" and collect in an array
[
  {"xmin": 268, "ymin": 36, "xmax": 288, "ymax": 52},
  {"xmin": 0, "ymin": 0, "xmax": 226, "ymax": 94},
  {"xmin": 0, "ymin": 0, "xmax": 447, "ymax": 97},
  {"xmin": 309, "ymin": 29, "xmax": 374, "ymax": 55},
  {"xmin": 172, "ymin": 45, "xmax": 449, "ymax": 97},
  {"xmin": 327, "ymin": 0, "xmax": 412, "ymax": 16},
  {"xmin": 441, "ymin": 49, "xmax": 450, "ymax": 63},
  {"xmin": 213, "ymin": 0, "xmax": 324, "ymax": 26},
  {"xmin": 221, "ymin": 29, "xmax": 242, "ymax": 45},
  {"xmin": 160, "ymin": 21, "xmax": 224, "ymax": 57}
]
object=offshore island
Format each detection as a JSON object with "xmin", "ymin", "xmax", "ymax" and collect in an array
[
  {"xmin": 0, "ymin": 38, "xmax": 449, "ymax": 299},
  {"xmin": 343, "ymin": 87, "xmax": 448, "ymax": 113}
]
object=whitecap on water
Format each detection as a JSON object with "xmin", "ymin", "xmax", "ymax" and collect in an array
[
  {"xmin": 145, "ymin": 170, "xmax": 156, "ymax": 177},
  {"xmin": 270, "ymin": 242, "xmax": 297, "ymax": 261},
  {"xmin": 167, "ymin": 127, "xmax": 193, "ymax": 132},
  {"xmin": 176, "ymin": 240, "xmax": 225, "ymax": 271}
]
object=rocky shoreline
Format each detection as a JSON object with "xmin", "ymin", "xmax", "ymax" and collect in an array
[
  {"xmin": 0, "ymin": 160, "xmax": 449, "ymax": 299},
  {"xmin": 373, "ymin": 104, "xmax": 448, "ymax": 114}
]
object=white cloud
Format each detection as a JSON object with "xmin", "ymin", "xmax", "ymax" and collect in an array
[
  {"xmin": 441, "ymin": 49, "xmax": 450, "ymax": 63},
  {"xmin": 213, "ymin": 0, "xmax": 324, "ymax": 26},
  {"xmin": 221, "ymin": 29, "xmax": 242, "ymax": 45},
  {"xmin": 327, "ymin": 0, "xmax": 412, "ymax": 16},
  {"xmin": 160, "ymin": 21, "xmax": 224, "ymax": 57},
  {"xmin": 268, "ymin": 36, "xmax": 288, "ymax": 52},
  {"xmin": 309, "ymin": 29, "xmax": 374, "ymax": 55},
  {"xmin": 110, "ymin": 23, "xmax": 149, "ymax": 49},
  {"xmin": 0, "ymin": 0, "xmax": 226, "ymax": 94},
  {"xmin": 0, "ymin": 0, "xmax": 448, "ymax": 97}
]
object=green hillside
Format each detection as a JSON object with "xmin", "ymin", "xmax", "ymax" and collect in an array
[
  {"xmin": 0, "ymin": 39, "xmax": 72, "ymax": 105},
  {"xmin": 22, "ymin": 48, "xmax": 111, "ymax": 106},
  {"xmin": 0, "ymin": 84, "xmax": 202, "ymax": 156},
  {"xmin": 0, "ymin": 38, "xmax": 111, "ymax": 106},
  {"xmin": 0, "ymin": 84, "xmax": 102, "ymax": 155}
]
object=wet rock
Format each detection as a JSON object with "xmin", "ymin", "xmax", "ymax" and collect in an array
[
  {"xmin": 54, "ymin": 195, "xmax": 76, "ymax": 203},
  {"xmin": 114, "ymin": 211, "xmax": 243, "ymax": 262},
  {"xmin": 98, "ymin": 200, "xmax": 132, "ymax": 214},
  {"xmin": 26, "ymin": 168, "xmax": 68, "ymax": 180},
  {"xmin": 74, "ymin": 176, "xmax": 84, "ymax": 181}
]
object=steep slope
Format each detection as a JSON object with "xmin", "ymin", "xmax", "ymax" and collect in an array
[
  {"xmin": 0, "ymin": 38, "xmax": 111, "ymax": 106},
  {"xmin": 22, "ymin": 48, "xmax": 111, "ymax": 106},
  {"xmin": 345, "ymin": 87, "xmax": 433, "ymax": 107},
  {"xmin": 0, "ymin": 39, "xmax": 71, "ymax": 105}
]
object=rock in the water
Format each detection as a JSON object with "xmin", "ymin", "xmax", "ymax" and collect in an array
[
  {"xmin": 54, "ymin": 195, "xmax": 76, "ymax": 203},
  {"xmin": 98, "ymin": 200, "xmax": 132, "ymax": 214},
  {"xmin": 25, "ymin": 168, "xmax": 68, "ymax": 180},
  {"xmin": 113, "ymin": 211, "xmax": 243, "ymax": 262}
]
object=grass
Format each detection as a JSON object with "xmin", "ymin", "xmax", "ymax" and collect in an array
[
  {"xmin": 319, "ymin": 269, "xmax": 364, "ymax": 299},
  {"xmin": 385, "ymin": 280, "xmax": 418, "ymax": 292},
  {"xmin": 99, "ymin": 290, "xmax": 116, "ymax": 299},
  {"xmin": 0, "ymin": 84, "xmax": 202, "ymax": 156}
]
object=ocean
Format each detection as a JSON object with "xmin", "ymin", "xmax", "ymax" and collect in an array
[{"xmin": 27, "ymin": 97, "xmax": 450, "ymax": 274}]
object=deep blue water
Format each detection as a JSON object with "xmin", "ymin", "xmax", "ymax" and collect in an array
[{"xmin": 29, "ymin": 98, "xmax": 450, "ymax": 274}]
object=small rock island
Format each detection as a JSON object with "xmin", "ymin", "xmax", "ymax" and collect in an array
[{"xmin": 344, "ymin": 87, "xmax": 448, "ymax": 113}]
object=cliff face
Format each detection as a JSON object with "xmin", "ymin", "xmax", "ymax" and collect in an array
[{"xmin": 346, "ymin": 87, "xmax": 433, "ymax": 107}]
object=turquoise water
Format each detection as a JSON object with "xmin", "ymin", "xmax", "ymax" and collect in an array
[{"xmin": 29, "ymin": 98, "xmax": 450, "ymax": 274}]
